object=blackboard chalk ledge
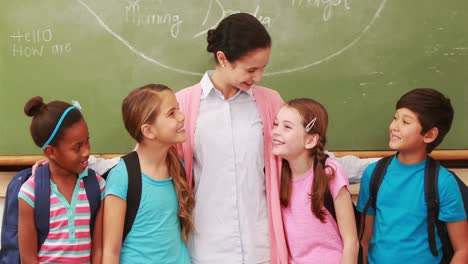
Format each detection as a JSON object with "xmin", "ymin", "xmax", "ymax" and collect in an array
[{"xmin": 0, "ymin": 150, "xmax": 467, "ymax": 166}]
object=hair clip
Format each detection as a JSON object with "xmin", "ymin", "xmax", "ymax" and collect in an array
[
  {"xmin": 72, "ymin": 100, "xmax": 82, "ymax": 111},
  {"xmin": 305, "ymin": 117, "xmax": 317, "ymax": 132}
]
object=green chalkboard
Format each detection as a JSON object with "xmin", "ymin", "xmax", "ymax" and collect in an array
[{"xmin": 1, "ymin": 0, "xmax": 467, "ymax": 155}]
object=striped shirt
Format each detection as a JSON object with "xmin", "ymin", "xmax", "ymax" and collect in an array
[{"xmin": 18, "ymin": 169, "xmax": 106, "ymax": 263}]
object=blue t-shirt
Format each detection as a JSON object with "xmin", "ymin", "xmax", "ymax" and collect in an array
[
  {"xmin": 357, "ymin": 155, "xmax": 466, "ymax": 264},
  {"xmin": 105, "ymin": 159, "xmax": 190, "ymax": 264}
]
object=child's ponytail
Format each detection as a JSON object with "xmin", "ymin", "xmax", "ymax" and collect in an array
[
  {"xmin": 310, "ymin": 145, "xmax": 335, "ymax": 223},
  {"xmin": 166, "ymin": 146, "xmax": 194, "ymax": 242},
  {"xmin": 280, "ymin": 160, "xmax": 292, "ymax": 207}
]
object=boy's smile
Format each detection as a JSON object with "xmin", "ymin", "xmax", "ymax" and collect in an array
[
  {"xmin": 389, "ymin": 108, "xmax": 424, "ymax": 147},
  {"xmin": 389, "ymin": 107, "xmax": 435, "ymax": 163}
]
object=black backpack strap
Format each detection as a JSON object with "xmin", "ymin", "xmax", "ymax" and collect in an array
[
  {"xmin": 425, "ymin": 156, "xmax": 440, "ymax": 257},
  {"xmin": 179, "ymin": 158, "xmax": 186, "ymax": 179},
  {"xmin": 34, "ymin": 164, "xmax": 52, "ymax": 248},
  {"xmin": 324, "ymin": 191, "xmax": 336, "ymax": 221},
  {"xmin": 121, "ymin": 151, "xmax": 142, "ymax": 242},
  {"xmin": 359, "ymin": 155, "xmax": 393, "ymax": 240},
  {"xmin": 361, "ymin": 156, "xmax": 393, "ymax": 216},
  {"xmin": 449, "ymin": 170, "xmax": 468, "ymax": 214},
  {"xmin": 425, "ymin": 156, "xmax": 454, "ymax": 261},
  {"xmin": 83, "ymin": 169, "xmax": 101, "ymax": 238}
]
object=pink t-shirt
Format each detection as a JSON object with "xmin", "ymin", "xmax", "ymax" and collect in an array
[{"xmin": 281, "ymin": 158, "xmax": 349, "ymax": 264}]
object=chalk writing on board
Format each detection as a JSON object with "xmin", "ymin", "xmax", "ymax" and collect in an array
[
  {"xmin": 266, "ymin": 0, "xmax": 387, "ymax": 76},
  {"xmin": 9, "ymin": 28, "xmax": 52, "ymax": 43},
  {"xmin": 76, "ymin": 0, "xmax": 386, "ymax": 76},
  {"xmin": 194, "ymin": 0, "xmax": 274, "ymax": 39},
  {"xmin": 125, "ymin": 0, "xmax": 183, "ymax": 38},
  {"xmin": 9, "ymin": 28, "xmax": 72, "ymax": 58},
  {"xmin": 291, "ymin": 0, "xmax": 351, "ymax": 22}
]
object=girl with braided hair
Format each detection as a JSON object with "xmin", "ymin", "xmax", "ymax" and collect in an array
[{"xmin": 272, "ymin": 98, "xmax": 358, "ymax": 264}]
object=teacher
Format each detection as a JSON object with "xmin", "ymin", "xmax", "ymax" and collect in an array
[{"xmin": 175, "ymin": 12, "xmax": 287, "ymax": 264}]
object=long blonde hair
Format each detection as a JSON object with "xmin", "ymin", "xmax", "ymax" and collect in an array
[
  {"xmin": 279, "ymin": 98, "xmax": 335, "ymax": 223},
  {"xmin": 122, "ymin": 84, "xmax": 194, "ymax": 241}
]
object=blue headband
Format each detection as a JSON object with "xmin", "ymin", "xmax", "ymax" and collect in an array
[{"xmin": 41, "ymin": 106, "xmax": 78, "ymax": 150}]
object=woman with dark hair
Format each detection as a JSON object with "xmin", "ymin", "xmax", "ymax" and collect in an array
[{"xmin": 176, "ymin": 13, "xmax": 287, "ymax": 264}]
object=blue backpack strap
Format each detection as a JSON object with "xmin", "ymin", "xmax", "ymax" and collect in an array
[
  {"xmin": 82, "ymin": 169, "xmax": 101, "ymax": 238},
  {"xmin": 121, "ymin": 151, "xmax": 142, "ymax": 242},
  {"xmin": 34, "ymin": 164, "xmax": 52, "ymax": 249}
]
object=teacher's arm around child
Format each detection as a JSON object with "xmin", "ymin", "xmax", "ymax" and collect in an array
[
  {"xmin": 272, "ymin": 98, "xmax": 358, "ymax": 264},
  {"xmin": 18, "ymin": 97, "xmax": 105, "ymax": 263},
  {"xmin": 102, "ymin": 84, "xmax": 194, "ymax": 264}
]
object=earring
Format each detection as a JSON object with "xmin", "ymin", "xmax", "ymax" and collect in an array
[{"xmin": 221, "ymin": 63, "xmax": 225, "ymax": 67}]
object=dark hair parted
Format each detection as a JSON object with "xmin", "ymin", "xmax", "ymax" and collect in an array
[
  {"xmin": 122, "ymin": 84, "xmax": 194, "ymax": 241},
  {"xmin": 396, "ymin": 88, "xmax": 454, "ymax": 153},
  {"xmin": 280, "ymin": 98, "xmax": 335, "ymax": 223},
  {"xmin": 24, "ymin": 96, "xmax": 83, "ymax": 148},
  {"xmin": 207, "ymin": 13, "xmax": 271, "ymax": 63}
]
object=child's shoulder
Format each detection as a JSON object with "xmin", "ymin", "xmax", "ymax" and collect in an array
[
  {"xmin": 325, "ymin": 157, "xmax": 341, "ymax": 168},
  {"xmin": 437, "ymin": 164, "xmax": 459, "ymax": 188},
  {"xmin": 325, "ymin": 157, "xmax": 347, "ymax": 172},
  {"xmin": 325, "ymin": 157, "xmax": 348, "ymax": 179},
  {"xmin": 438, "ymin": 164, "xmax": 453, "ymax": 177},
  {"xmin": 362, "ymin": 155, "xmax": 397, "ymax": 177},
  {"xmin": 94, "ymin": 172, "xmax": 106, "ymax": 185},
  {"xmin": 83, "ymin": 168, "xmax": 106, "ymax": 183},
  {"xmin": 18, "ymin": 173, "xmax": 37, "ymax": 206},
  {"xmin": 21, "ymin": 173, "xmax": 37, "ymax": 190},
  {"xmin": 106, "ymin": 159, "xmax": 129, "ymax": 180}
]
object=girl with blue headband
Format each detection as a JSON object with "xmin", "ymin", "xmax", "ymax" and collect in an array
[{"xmin": 18, "ymin": 96, "xmax": 106, "ymax": 263}]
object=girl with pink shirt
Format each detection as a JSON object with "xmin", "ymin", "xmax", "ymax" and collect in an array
[{"xmin": 272, "ymin": 98, "xmax": 358, "ymax": 264}]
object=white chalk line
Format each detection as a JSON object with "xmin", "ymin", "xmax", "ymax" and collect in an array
[{"xmin": 77, "ymin": 0, "xmax": 386, "ymax": 77}]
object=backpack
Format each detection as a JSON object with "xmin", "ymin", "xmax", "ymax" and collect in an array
[
  {"xmin": 360, "ymin": 155, "xmax": 468, "ymax": 264},
  {"xmin": 104, "ymin": 151, "xmax": 186, "ymax": 242},
  {"xmin": 0, "ymin": 164, "xmax": 101, "ymax": 264},
  {"xmin": 316, "ymin": 155, "xmax": 363, "ymax": 263}
]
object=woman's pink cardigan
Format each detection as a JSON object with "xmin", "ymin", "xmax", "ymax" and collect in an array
[{"xmin": 175, "ymin": 83, "xmax": 288, "ymax": 264}]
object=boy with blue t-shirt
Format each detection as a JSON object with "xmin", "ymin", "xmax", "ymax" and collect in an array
[{"xmin": 357, "ymin": 88, "xmax": 468, "ymax": 263}]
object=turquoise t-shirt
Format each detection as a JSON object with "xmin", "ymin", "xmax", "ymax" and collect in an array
[
  {"xmin": 357, "ymin": 155, "xmax": 466, "ymax": 264},
  {"xmin": 105, "ymin": 159, "xmax": 190, "ymax": 264}
]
